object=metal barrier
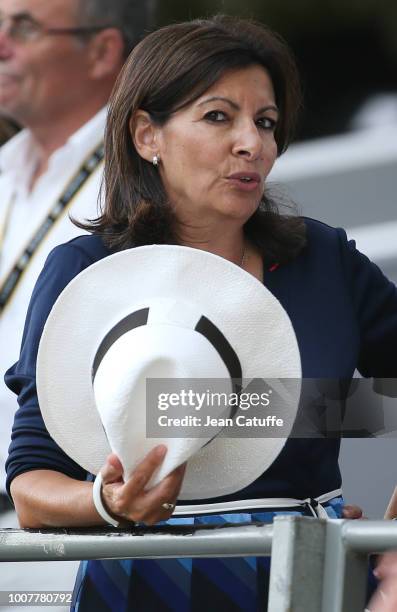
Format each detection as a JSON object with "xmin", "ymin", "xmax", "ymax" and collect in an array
[
  {"xmin": 2, "ymin": 517, "xmax": 397, "ymax": 611},
  {"xmin": 270, "ymin": 518, "xmax": 397, "ymax": 612}
]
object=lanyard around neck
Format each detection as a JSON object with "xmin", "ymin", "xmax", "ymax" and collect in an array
[
  {"xmin": 0, "ymin": 191, "xmax": 16, "ymax": 258},
  {"xmin": 0, "ymin": 142, "xmax": 104, "ymax": 315}
]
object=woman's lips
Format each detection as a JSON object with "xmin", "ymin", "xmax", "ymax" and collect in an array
[{"xmin": 226, "ymin": 172, "xmax": 261, "ymax": 191}]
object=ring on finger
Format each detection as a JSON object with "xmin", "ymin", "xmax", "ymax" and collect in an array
[{"xmin": 161, "ymin": 502, "xmax": 175, "ymax": 511}]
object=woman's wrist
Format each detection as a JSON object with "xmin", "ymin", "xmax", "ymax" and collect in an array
[{"xmin": 92, "ymin": 472, "xmax": 131, "ymax": 528}]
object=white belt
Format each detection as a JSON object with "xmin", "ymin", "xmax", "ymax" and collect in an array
[{"xmin": 174, "ymin": 488, "xmax": 342, "ymax": 520}]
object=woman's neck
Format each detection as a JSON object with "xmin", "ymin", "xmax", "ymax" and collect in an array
[
  {"xmin": 180, "ymin": 231, "xmax": 246, "ymax": 268},
  {"xmin": 180, "ymin": 228, "xmax": 264, "ymax": 282}
]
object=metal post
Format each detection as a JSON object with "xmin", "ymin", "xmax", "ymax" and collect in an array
[
  {"xmin": 321, "ymin": 520, "xmax": 369, "ymax": 612},
  {"xmin": 268, "ymin": 516, "xmax": 327, "ymax": 612}
]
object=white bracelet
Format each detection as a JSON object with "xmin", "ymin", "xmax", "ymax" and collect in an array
[{"xmin": 92, "ymin": 472, "xmax": 123, "ymax": 528}]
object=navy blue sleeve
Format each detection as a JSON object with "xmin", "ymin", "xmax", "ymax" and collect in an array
[
  {"xmin": 5, "ymin": 242, "xmax": 99, "ymax": 497},
  {"xmin": 336, "ymin": 227, "xmax": 397, "ymax": 377}
]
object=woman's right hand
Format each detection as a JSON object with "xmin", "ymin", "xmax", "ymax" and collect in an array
[{"xmin": 99, "ymin": 445, "xmax": 186, "ymax": 526}]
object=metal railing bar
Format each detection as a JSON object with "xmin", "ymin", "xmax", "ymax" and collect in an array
[
  {"xmin": 341, "ymin": 519, "xmax": 397, "ymax": 553},
  {"xmin": 0, "ymin": 523, "xmax": 273, "ymax": 562}
]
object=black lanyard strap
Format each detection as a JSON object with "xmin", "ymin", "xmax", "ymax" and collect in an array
[{"xmin": 0, "ymin": 143, "xmax": 104, "ymax": 314}]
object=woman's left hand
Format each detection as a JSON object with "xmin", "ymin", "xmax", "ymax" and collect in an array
[{"xmin": 342, "ymin": 504, "xmax": 365, "ymax": 519}]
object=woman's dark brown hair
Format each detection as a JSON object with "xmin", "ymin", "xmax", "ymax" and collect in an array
[{"xmin": 78, "ymin": 14, "xmax": 306, "ymax": 264}]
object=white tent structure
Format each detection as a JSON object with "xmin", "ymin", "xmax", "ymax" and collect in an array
[{"xmin": 270, "ymin": 125, "xmax": 397, "ymax": 278}]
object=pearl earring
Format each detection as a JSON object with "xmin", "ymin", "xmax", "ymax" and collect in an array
[{"xmin": 152, "ymin": 154, "xmax": 160, "ymax": 166}]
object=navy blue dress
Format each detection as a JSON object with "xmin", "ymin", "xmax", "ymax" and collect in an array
[{"xmin": 5, "ymin": 218, "xmax": 397, "ymax": 611}]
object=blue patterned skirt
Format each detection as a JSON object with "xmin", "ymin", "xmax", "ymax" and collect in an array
[{"xmin": 71, "ymin": 497, "xmax": 344, "ymax": 612}]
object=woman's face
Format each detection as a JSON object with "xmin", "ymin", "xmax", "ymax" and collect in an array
[{"xmin": 155, "ymin": 64, "xmax": 279, "ymax": 228}]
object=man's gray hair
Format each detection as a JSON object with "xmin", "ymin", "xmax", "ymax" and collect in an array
[{"xmin": 77, "ymin": 0, "xmax": 157, "ymax": 57}]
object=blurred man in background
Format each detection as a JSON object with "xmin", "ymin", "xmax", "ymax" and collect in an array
[{"xmin": 0, "ymin": 0, "xmax": 155, "ymax": 603}]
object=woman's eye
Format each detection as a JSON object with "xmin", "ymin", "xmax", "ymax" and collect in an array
[
  {"xmin": 257, "ymin": 117, "xmax": 277, "ymax": 130},
  {"xmin": 204, "ymin": 110, "xmax": 227, "ymax": 122}
]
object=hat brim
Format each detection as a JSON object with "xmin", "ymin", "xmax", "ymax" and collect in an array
[{"xmin": 37, "ymin": 245, "xmax": 301, "ymax": 499}]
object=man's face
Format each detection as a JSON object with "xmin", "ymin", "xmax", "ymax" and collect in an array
[{"xmin": 0, "ymin": 0, "xmax": 94, "ymax": 126}]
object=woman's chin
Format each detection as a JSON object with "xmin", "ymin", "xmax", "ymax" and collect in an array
[{"xmin": 215, "ymin": 200, "xmax": 260, "ymax": 223}]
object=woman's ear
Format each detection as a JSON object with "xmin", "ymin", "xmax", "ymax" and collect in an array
[{"xmin": 130, "ymin": 110, "xmax": 159, "ymax": 163}]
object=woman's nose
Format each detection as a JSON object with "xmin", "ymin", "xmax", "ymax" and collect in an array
[{"xmin": 231, "ymin": 121, "xmax": 264, "ymax": 160}]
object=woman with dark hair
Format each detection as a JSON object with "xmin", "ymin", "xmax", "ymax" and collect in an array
[
  {"xmin": 87, "ymin": 14, "xmax": 305, "ymax": 262},
  {"xmin": 5, "ymin": 15, "xmax": 396, "ymax": 611}
]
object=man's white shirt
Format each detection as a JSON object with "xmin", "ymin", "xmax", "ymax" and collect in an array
[{"xmin": 0, "ymin": 107, "xmax": 106, "ymax": 492}]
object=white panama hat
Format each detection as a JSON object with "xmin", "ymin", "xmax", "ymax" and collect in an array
[{"xmin": 37, "ymin": 244, "xmax": 301, "ymax": 500}]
